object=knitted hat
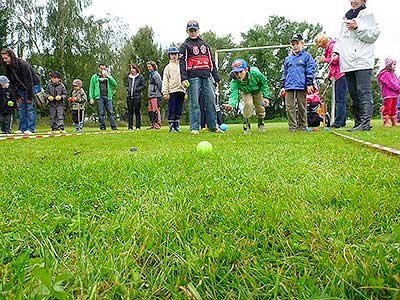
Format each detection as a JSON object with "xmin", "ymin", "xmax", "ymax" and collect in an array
[
  {"xmin": 72, "ymin": 79, "xmax": 82, "ymax": 87},
  {"xmin": 0, "ymin": 75, "xmax": 10, "ymax": 85},
  {"xmin": 385, "ymin": 58, "xmax": 397, "ymax": 68}
]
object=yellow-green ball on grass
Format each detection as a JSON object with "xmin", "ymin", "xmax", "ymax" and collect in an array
[{"xmin": 196, "ymin": 141, "xmax": 213, "ymax": 154}]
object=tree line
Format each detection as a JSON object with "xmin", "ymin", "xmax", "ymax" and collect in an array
[{"xmin": 0, "ymin": 0, "xmax": 382, "ymax": 122}]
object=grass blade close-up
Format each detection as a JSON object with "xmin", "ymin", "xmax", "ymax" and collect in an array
[{"xmin": 0, "ymin": 121, "xmax": 399, "ymax": 299}]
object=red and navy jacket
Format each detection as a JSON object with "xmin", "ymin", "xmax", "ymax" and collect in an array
[{"xmin": 179, "ymin": 37, "xmax": 220, "ymax": 83}]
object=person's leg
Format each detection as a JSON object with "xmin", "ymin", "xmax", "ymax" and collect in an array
[
  {"xmin": 56, "ymin": 105, "xmax": 65, "ymax": 130},
  {"xmin": 25, "ymin": 96, "xmax": 36, "ymax": 133},
  {"xmin": 97, "ymin": 98, "xmax": 106, "ymax": 130},
  {"xmin": 127, "ymin": 98, "xmax": 134, "ymax": 130},
  {"xmin": 354, "ymin": 69, "xmax": 373, "ymax": 130},
  {"xmin": 168, "ymin": 92, "xmax": 177, "ymax": 132},
  {"xmin": 156, "ymin": 97, "xmax": 161, "ymax": 129},
  {"xmin": 49, "ymin": 106, "xmax": 57, "ymax": 131},
  {"xmin": 198, "ymin": 88, "xmax": 206, "ymax": 129},
  {"xmin": 333, "ymin": 76, "xmax": 348, "ymax": 127},
  {"xmin": 285, "ymin": 90, "xmax": 297, "ymax": 131},
  {"xmin": 202, "ymin": 78, "xmax": 217, "ymax": 131},
  {"xmin": 15, "ymin": 89, "xmax": 27, "ymax": 132},
  {"xmin": 148, "ymin": 98, "xmax": 159, "ymax": 129},
  {"xmin": 297, "ymin": 90, "xmax": 307, "ymax": 130},
  {"xmin": 389, "ymin": 98, "xmax": 398, "ymax": 126},
  {"xmin": 0, "ymin": 114, "xmax": 6, "ymax": 133},
  {"xmin": 72, "ymin": 110, "xmax": 79, "ymax": 131},
  {"xmin": 187, "ymin": 77, "xmax": 200, "ymax": 132},
  {"xmin": 345, "ymin": 72, "xmax": 361, "ymax": 128},
  {"xmin": 134, "ymin": 98, "xmax": 141, "ymax": 129},
  {"xmin": 105, "ymin": 99, "xmax": 117, "ymax": 130},
  {"xmin": 174, "ymin": 92, "xmax": 185, "ymax": 132},
  {"xmin": 253, "ymin": 92, "xmax": 266, "ymax": 131},
  {"xmin": 382, "ymin": 98, "xmax": 391, "ymax": 126}
]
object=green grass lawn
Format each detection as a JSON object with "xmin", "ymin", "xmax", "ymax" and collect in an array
[{"xmin": 0, "ymin": 120, "xmax": 399, "ymax": 299}]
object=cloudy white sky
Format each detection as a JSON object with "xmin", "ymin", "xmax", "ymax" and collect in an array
[{"xmin": 86, "ymin": 0, "xmax": 399, "ymax": 73}]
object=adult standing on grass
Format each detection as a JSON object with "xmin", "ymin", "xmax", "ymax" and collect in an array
[
  {"xmin": 314, "ymin": 33, "xmax": 348, "ymax": 128},
  {"xmin": 126, "ymin": 63, "xmax": 145, "ymax": 131},
  {"xmin": 179, "ymin": 20, "xmax": 221, "ymax": 134},
  {"xmin": 0, "ymin": 48, "xmax": 41, "ymax": 134},
  {"xmin": 89, "ymin": 63, "xmax": 118, "ymax": 131},
  {"xmin": 146, "ymin": 61, "xmax": 162, "ymax": 130},
  {"xmin": 333, "ymin": 0, "xmax": 380, "ymax": 132}
]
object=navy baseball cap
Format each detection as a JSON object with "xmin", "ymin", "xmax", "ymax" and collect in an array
[
  {"xmin": 291, "ymin": 34, "xmax": 303, "ymax": 42},
  {"xmin": 187, "ymin": 20, "xmax": 199, "ymax": 31}
]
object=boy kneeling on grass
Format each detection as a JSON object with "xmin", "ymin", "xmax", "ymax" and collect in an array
[{"xmin": 224, "ymin": 58, "xmax": 270, "ymax": 134}]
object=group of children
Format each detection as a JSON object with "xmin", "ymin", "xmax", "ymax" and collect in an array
[{"xmin": 1, "ymin": 22, "xmax": 399, "ymax": 135}]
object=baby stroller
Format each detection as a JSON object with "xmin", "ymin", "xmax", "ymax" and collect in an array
[{"xmin": 306, "ymin": 86, "xmax": 331, "ymax": 128}]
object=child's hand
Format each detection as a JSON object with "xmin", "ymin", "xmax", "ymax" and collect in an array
[
  {"xmin": 67, "ymin": 97, "xmax": 74, "ymax": 103},
  {"xmin": 163, "ymin": 94, "xmax": 170, "ymax": 100},
  {"xmin": 306, "ymin": 86, "xmax": 314, "ymax": 95},
  {"xmin": 48, "ymin": 96, "xmax": 54, "ymax": 101},
  {"xmin": 261, "ymin": 99, "xmax": 270, "ymax": 107},
  {"xmin": 73, "ymin": 97, "xmax": 77, "ymax": 102},
  {"xmin": 55, "ymin": 95, "xmax": 61, "ymax": 101},
  {"xmin": 89, "ymin": 99, "xmax": 95, "ymax": 105},
  {"xmin": 182, "ymin": 80, "xmax": 190, "ymax": 88},
  {"xmin": 223, "ymin": 104, "xmax": 233, "ymax": 111}
]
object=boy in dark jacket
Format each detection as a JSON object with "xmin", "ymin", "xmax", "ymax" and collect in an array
[
  {"xmin": 0, "ymin": 75, "xmax": 15, "ymax": 134},
  {"xmin": 281, "ymin": 34, "xmax": 316, "ymax": 132},
  {"xmin": 179, "ymin": 20, "xmax": 221, "ymax": 134},
  {"xmin": 46, "ymin": 71, "xmax": 67, "ymax": 132}
]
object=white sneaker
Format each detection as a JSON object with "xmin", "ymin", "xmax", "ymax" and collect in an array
[
  {"xmin": 258, "ymin": 124, "xmax": 265, "ymax": 133},
  {"xmin": 243, "ymin": 128, "xmax": 251, "ymax": 135},
  {"xmin": 14, "ymin": 130, "xmax": 23, "ymax": 134},
  {"xmin": 24, "ymin": 130, "xmax": 33, "ymax": 135},
  {"xmin": 190, "ymin": 130, "xmax": 199, "ymax": 135}
]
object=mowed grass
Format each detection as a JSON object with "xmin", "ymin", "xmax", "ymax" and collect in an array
[{"xmin": 0, "ymin": 120, "xmax": 399, "ymax": 299}]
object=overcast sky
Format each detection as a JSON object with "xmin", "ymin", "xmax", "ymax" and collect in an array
[{"xmin": 86, "ymin": 0, "xmax": 399, "ymax": 74}]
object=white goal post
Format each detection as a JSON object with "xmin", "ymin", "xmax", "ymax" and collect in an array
[{"xmin": 214, "ymin": 44, "xmax": 336, "ymax": 122}]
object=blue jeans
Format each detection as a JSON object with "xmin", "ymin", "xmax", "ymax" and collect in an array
[
  {"xmin": 97, "ymin": 96, "xmax": 117, "ymax": 130},
  {"xmin": 187, "ymin": 77, "xmax": 216, "ymax": 131},
  {"xmin": 16, "ymin": 85, "xmax": 39, "ymax": 132},
  {"xmin": 332, "ymin": 76, "xmax": 348, "ymax": 127}
]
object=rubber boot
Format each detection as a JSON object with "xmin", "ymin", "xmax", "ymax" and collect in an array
[
  {"xmin": 390, "ymin": 116, "xmax": 398, "ymax": 126},
  {"xmin": 383, "ymin": 115, "xmax": 390, "ymax": 127}
]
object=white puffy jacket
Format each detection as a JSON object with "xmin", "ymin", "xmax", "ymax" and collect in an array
[{"xmin": 333, "ymin": 8, "xmax": 380, "ymax": 73}]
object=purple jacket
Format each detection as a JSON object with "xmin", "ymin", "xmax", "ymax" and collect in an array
[{"xmin": 376, "ymin": 70, "xmax": 400, "ymax": 100}]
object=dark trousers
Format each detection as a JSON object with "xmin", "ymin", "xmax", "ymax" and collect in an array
[
  {"xmin": 49, "ymin": 104, "xmax": 65, "ymax": 130},
  {"xmin": 167, "ymin": 92, "xmax": 185, "ymax": 122},
  {"xmin": 345, "ymin": 69, "xmax": 373, "ymax": 129},
  {"xmin": 332, "ymin": 76, "xmax": 348, "ymax": 127},
  {"xmin": 72, "ymin": 109, "xmax": 83, "ymax": 124},
  {"xmin": 127, "ymin": 97, "xmax": 141, "ymax": 129},
  {"xmin": 0, "ymin": 112, "xmax": 12, "ymax": 133}
]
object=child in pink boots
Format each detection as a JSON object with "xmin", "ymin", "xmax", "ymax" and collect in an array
[{"xmin": 376, "ymin": 58, "xmax": 400, "ymax": 127}]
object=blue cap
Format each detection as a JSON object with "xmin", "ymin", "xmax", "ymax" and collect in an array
[
  {"xmin": 168, "ymin": 47, "xmax": 179, "ymax": 54},
  {"xmin": 0, "ymin": 75, "xmax": 10, "ymax": 85},
  {"xmin": 231, "ymin": 59, "xmax": 247, "ymax": 72}
]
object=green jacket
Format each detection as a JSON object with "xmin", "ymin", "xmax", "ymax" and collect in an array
[
  {"xmin": 89, "ymin": 73, "xmax": 118, "ymax": 100},
  {"xmin": 228, "ymin": 67, "xmax": 270, "ymax": 108}
]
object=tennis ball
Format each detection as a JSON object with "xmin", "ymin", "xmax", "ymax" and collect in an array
[
  {"xmin": 196, "ymin": 141, "xmax": 213, "ymax": 154},
  {"xmin": 7, "ymin": 101, "xmax": 13, "ymax": 107},
  {"xmin": 219, "ymin": 123, "xmax": 228, "ymax": 131}
]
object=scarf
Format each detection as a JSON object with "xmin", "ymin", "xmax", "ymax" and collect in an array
[{"xmin": 345, "ymin": 4, "xmax": 366, "ymax": 19}]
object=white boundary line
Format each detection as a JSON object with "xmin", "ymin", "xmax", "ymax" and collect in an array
[{"xmin": 332, "ymin": 131, "xmax": 400, "ymax": 156}]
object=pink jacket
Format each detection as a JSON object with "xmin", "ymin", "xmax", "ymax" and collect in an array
[
  {"xmin": 322, "ymin": 40, "xmax": 345, "ymax": 81},
  {"xmin": 376, "ymin": 70, "xmax": 400, "ymax": 100}
]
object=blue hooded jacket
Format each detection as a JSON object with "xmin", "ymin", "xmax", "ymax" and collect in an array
[{"xmin": 281, "ymin": 50, "xmax": 316, "ymax": 90}]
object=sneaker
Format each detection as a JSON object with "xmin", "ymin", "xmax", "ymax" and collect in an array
[
  {"xmin": 135, "ymin": 128, "xmax": 141, "ymax": 131},
  {"xmin": 243, "ymin": 128, "xmax": 251, "ymax": 135},
  {"xmin": 23, "ymin": 130, "xmax": 33, "ymax": 135},
  {"xmin": 258, "ymin": 124, "xmax": 265, "ymax": 133},
  {"xmin": 288, "ymin": 128, "xmax": 296, "ymax": 133},
  {"xmin": 14, "ymin": 130, "xmax": 23, "ymax": 134},
  {"xmin": 190, "ymin": 130, "xmax": 199, "ymax": 135},
  {"xmin": 128, "ymin": 128, "xmax": 133, "ymax": 131}
]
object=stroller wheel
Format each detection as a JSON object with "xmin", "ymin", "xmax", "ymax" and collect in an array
[{"xmin": 324, "ymin": 113, "xmax": 331, "ymax": 127}]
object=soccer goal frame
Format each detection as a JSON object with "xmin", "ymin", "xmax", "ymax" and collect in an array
[{"xmin": 214, "ymin": 43, "xmax": 336, "ymax": 123}]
